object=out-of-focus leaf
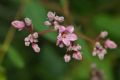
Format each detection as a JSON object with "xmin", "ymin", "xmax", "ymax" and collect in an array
[
  {"xmin": 39, "ymin": 44, "xmax": 65, "ymax": 80},
  {"xmin": 92, "ymin": 14, "xmax": 120, "ymax": 38},
  {"xmin": 23, "ymin": 0, "xmax": 56, "ymax": 42},
  {"xmin": 7, "ymin": 47, "xmax": 25, "ymax": 68},
  {"xmin": 0, "ymin": 66, "xmax": 6, "ymax": 80}
]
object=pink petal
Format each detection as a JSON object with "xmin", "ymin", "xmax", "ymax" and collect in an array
[
  {"xmin": 62, "ymin": 38, "xmax": 70, "ymax": 46},
  {"xmin": 64, "ymin": 54, "xmax": 71, "ymax": 62},
  {"xmin": 32, "ymin": 44, "xmax": 40, "ymax": 53},
  {"xmin": 66, "ymin": 25, "xmax": 74, "ymax": 33},
  {"xmin": 47, "ymin": 11, "xmax": 55, "ymax": 21},
  {"xmin": 98, "ymin": 53, "xmax": 104, "ymax": 60},
  {"xmin": 59, "ymin": 26, "xmax": 66, "ymax": 33},
  {"xmin": 59, "ymin": 43, "xmax": 64, "ymax": 48},
  {"xmin": 72, "ymin": 51, "xmax": 82, "ymax": 60},
  {"xmin": 66, "ymin": 33, "xmax": 78, "ymax": 41},
  {"xmin": 100, "ymin": 31, "xmax": 108, "ymax": 38},
  {"xmin": 105, "ymin": 39, "xmax": 117, "ymax": 49}
]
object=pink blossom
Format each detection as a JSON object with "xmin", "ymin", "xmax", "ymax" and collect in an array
[
  {"xmin": 92, "ymin": 42, "xmax": 107, "ymax": 60},
  {"xmin": 32, "ymin": 44, "xmax": 40, "ymax": 53},
  {"xmin": 24, "ymin": 32, "xmax": 40, "ymax": 53},
  {"xmin": 47, "ymin": 11, "xmax": 55, "ymax": 21},
  {"xmin": 11, "ymin": 20, "xmax": 25, "ymax": 30},
  {"xmin": 104, "ymin": 39, "xmax": 117, "ymax": 49},
  {"xmin": 57, "ymin": 26, "xmax": 77, "ymax": 47},
  {"xmin": 72, "ymin": 51, "xmax": 82, "ymax": 60},
  {"xmin": 64, "ymin": 54, "xmax": 71, "ymax": 62},
  {"xmin": 100, "ymin": 31, "xmax": 108, "ymax": 38},
  {"xmin": 98, "ymin": 49, "xmax": 107, "ymax": 60}
]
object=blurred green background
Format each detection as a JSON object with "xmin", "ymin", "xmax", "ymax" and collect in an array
[{"xmin": 0, "ymin": 0, "xmax": 120, "ymax": 80}]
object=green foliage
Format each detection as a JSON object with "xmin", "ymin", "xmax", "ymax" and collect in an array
[
  {"xmin": 93, "ymin": 14, "xmax": 120, "ymax": 38},
  {"xmin": 7, "ymin": 46, "xmax": 25, "ymax": 68}
]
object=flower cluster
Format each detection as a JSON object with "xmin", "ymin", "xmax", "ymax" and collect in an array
[
  {"xmin": 44, "ymin": 11, "xmax": 64, "ymax": 30},
  {"xmin": 92, "ymin": 31, "xmax": 117, "ymax": 60},
  {"xmin": 45, "ymin": 11, "xmax": 82, "ymax": 62},
  {"xmin": 11, "ymin": 11, "xmax": 118, "ymax": 63},
  {"xmin": 24, "ymin": 32, "xmax": 40, "ymax": 53},
  {"xmin": 11, "ymin": 18, "xmax": 40, "ymax": 53}
]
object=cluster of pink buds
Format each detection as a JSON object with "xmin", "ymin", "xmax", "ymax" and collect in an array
[
  {"xmin": 11, "ymin": 18, "xmax": 40, "ymax": 53},
  {"xmin": 24, "ymin": 32, "xmax": 40, "ymax": 53},
  {"xmin": 44, "ymin": 11, "xmax": 64, "ymax": 30},
  {"xmin": 92, "ymin": 31, "xmax": 117, "ymax": 60}
]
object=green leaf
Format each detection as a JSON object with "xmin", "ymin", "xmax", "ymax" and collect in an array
[
  {"xmin": 23, "ymin": 0, "xmax": 56, "ymax": 42},
  {"xmin": 7, "ymin": 47, "xmax": 25, "ymax": 68},
  {"xmin": 39, "ymin": 44, "xmax": 65, "ymax": 80},
  {"xmin": 0, "ymin": 66, "xmax": 6, "ymax": 80}
]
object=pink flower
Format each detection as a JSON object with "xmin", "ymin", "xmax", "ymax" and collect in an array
[
  {"xmin": 47, "ymin": 11, "xmax": 55, "ymax": 21},
  {"xmin": 64, "ymin": 54, "xmax": 71, "ymax": 62},
  {"xmin": 104, "ymin": 39, "xmax": 117, "ymax": 49},
  {"xmin": 100, "ymin": 31, "xmax": 108, "ymax": 38},
  {"xmin": 72, "ymin": 51, "xmax": 82, "ymax": 60},
  {"xmin": 32, "ymin": 44, "xmax": 40, "ymax": 53},
  {"xmin": 92, "ymin": 42, "xmax": 107, "ymax": 60},
  {"xmin": 11, "ymin": 20, "xmax": 25, "ymax": 30},
  {"xmin": 57, "ymin": 26, "xmax": 77, "ymax": 47},
  {"xmin": 24, "ymin": 32, "xmax": 40, "ymax": 53}
]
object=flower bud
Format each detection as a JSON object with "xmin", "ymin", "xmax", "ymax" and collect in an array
[
  {"xmin": 64, "ymin": 54, "xmax": 71, "ymax": 62},
  {"xmin": 44, "ymin": 21, "xmax": 51, "ymax": 26},
  {"xmin": 11, "ymin": 20, "xmax": 25, "ymax": 30},
  {"xmin": 33, "ymin": 32, "xmax": 38, "ymax": 38},
  {"xmin": 25, "ymin": 42, "xmax": 30, "ymax": 46},
  {"xmin": 73, "ymin": 51, "xmax": 82, "ymax": 60},
  {"xmin": 58, "ymin": 16, "xmax": 64, "ymax": 22},
  {"xmin": 24, "ymin": 17, "xmax": 32, "ymax": 26},
  {"xmin": 105, "ymin": 39, "xmax": 117, "ymax": 49},
  {"xmin": 100, "ymin": 31, "xmax": 108, "ymax": 38},
  {"xmin": 47, "ymin": 11, "xmax": 55, "ymax": 21},
  {"xmin": 32, "ymin": 44, "xmax": 40, "ymax": 53}
]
